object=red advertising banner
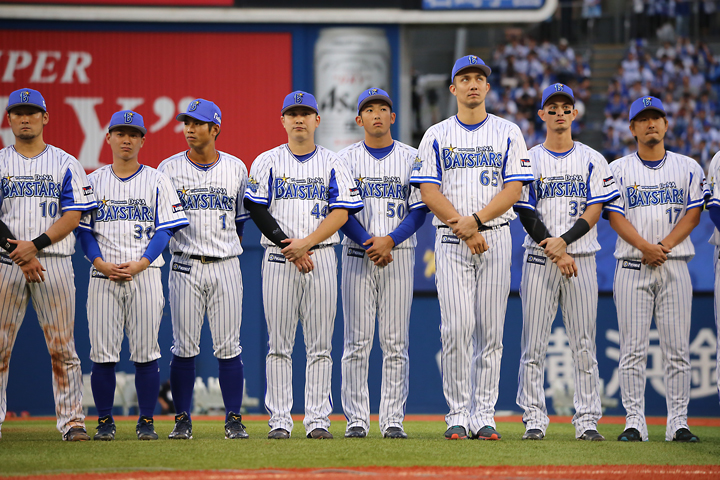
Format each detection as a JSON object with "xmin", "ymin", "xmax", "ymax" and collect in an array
[
  {"xmin": 4, "ymin": 1, "xmax": 233, "ymax": 5},
  {"xmin": 0, "ymin": 30, "xmax": 291, "ymax": 171}
]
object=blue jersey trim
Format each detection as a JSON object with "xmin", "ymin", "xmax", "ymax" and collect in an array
[
  {"xmin": 504, "ymin": 174, "xmax": 534, "ymax": 183},
  {"xmin": 432, "ymin": 139, "xmax": 442, "ymax": 181},
  {"xmin": 184, "ymin": 151, "xmax": 221, "ymax": 172},
  {"xmin": 285, "ymin": 144, "xmax": 318, "ymax": 163},
  {"xmin": 541, "ymin": 144, "xmax": 576, "ymax": 158},
  {"xmin": 327, "ymin": 168, "xmax": 340, "ymax": 205},
  {"xmin": 514, "ymin": 201, "xmax": 535, "ymax": 211},
  {"xmin": 243, "ymin": 193, "xmax": 269, "ymax": 206},
  {"xmin": 587, "ymin": 191, "xmax": 620, "ymax": 205},
  {"xmin": 454, "ymin": 114, "xmax": 489, "ymax": 132},
  {"xmin": 363, "ymin": 142, "xmax": 395, "ymax": 160},
  {"xmin": 411, "ymin": 176, "xmax": 442, "ymax": 186},
  {"xmin": 112, "ymin": 164, "xmax": 144, "ymax": 182}
]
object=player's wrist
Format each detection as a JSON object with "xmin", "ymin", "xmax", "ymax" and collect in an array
[{"xmin": 31, "ymin": 233, "xmax": 51, "ymax": 252}]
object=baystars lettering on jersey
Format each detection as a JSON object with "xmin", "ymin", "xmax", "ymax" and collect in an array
[
  {"xmin": 339, "ymin": 141, "xmax": 425, "ymax": 249},
  {"xmin": 77, "ymin": 165, "xmax": 188, "ymax": 267},
  {"xmin": 0, "ymin": 144, "xmax": 97, "ymax": 254},
  {"xmin": 604, "ymin": 151, "xmax": 709, "ymax": 259},
  {"xmin": 157, "ymin": 151, "xmax": 249, "ymax": 258},
  {"xmin": 245, "ymin": 144, "xmax": 360, "ymax": 247},
  {"xmin": 410, "ymin": 114, "xmax": 532, "ymax": 225},
  {"xmin": 516, "ymin": 142, "xmax": 619, "ymax": 254}
]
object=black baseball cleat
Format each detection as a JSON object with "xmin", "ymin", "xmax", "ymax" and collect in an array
[
  {"xmin": 344, "ymin": 426, "xmax": 367, "ymax": 438},
  {"xmin": 268, "ymin": 428, "xmax": 290, "ymax": 439},
  {"xmin": 474, "ymin": 425, "xmax": 502, "ymax": 440},
  {"xmin": 522, "ymin": 428, "xmax": 544, "ymax": 440},
  {"xmin": 383, "ymin": 427, "xmax": 408, "ymax": 439},
  {"xmin": 444, "ymin": 425, "xmax": 468, "ymax": 440},
  {"xmin": 136, "ymin": 416, "xmax": 159, "ymax": 440},
  {"xmin": 168, "ymin": 412, "xmax": 193, "ymax": 440},
  {"xmin": 64, "ymin": 426, "xmax": 90, "ymax": 442},
  {"xmin": 225, "ymin": 412, "xmax": 249, "ymax": 439},
  {"xmin": 672, "ymin": 428, "xmax": 699, "ymax": 442},
  {"xmin": 307, "ymin": 428, "xmax": 333, "ymax": 439},
  {"xmin": 617, "ymin": 428, "xmax": 642, "ymax": 442},
  {"xmin": 579, "ymin": 429, "xmax": 605, "ymax": 441},
  {"xmin": 93, "ymin": 415, "xmax": 115, "ymax": 441}
]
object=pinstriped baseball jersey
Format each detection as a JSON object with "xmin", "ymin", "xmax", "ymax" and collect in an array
[
  {"xmin": 706, "ymin": 151, "xmax": 720, "ymax": 246},
  {"xmin": 0, "ymin": 145, "xmax": 97, "ymax": 253},
  {"xmin": 604, "ymin": 151, "xmax": 709, "ymax": 259},
  {"xmin": 516, "ymin": 142, "xmax": 620, "ymax": 254},
  {"xmin": 338, "ymin": 141, "xmax": 425, "ymax": 249},
  {"xmin": 77, "ymin": 165, "xmax": 188, "ymax": 267},
  {"xmin": 157, "ymin": 151, "xmax": 249, "ymax": 258},
  {"xmin": 245, "ymin": 144, "xmax": 362, "ymax": 247},
  {"xmin": 410, "ymin": 114, "xmax": 533, "ymax": 225}
]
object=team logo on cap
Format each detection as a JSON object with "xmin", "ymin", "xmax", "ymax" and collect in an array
[
  {"xmin": 469, "ymin": 56, "xmax": 478, "ymax": 64},
  {"xmin": 554, "ymin": 83, "xmax": 565, "ymax": 91},
  {"xmin": 368, "ymin": 88, "xmax": 378, "ymax": 95},
  {"xmin": 294, "ymin": 93, "xmax": 304, "ymax": 104},
  {"xmin": 643, "ymin": 97, "xmax": 653, "ymax": 107},
  {"xmin": 20, "ymin": 91, "xmax": 30, "ymax": 103},
  {"xmin": 124, "ymin": 112, "xmax": 134, "ymax": 124},
  {"xmin": 213, "ymin": 112, "xmax": 221, "ymax": 124},
  {"xmin": 189, "ymin": 100, "xmax": 200, "ymax": 112}
]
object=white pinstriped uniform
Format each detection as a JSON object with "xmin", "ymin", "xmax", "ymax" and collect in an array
[
  {"xmin": 338, "ymin": 140, "xmax": 425, "ymax": 435},
  {"xmin": 604, "ymin": 151, "xmax": 709, "ymax": 441},
  {"xmin": 157, "ymin": 151, "xmax": 248, "ymax": 360},
  {"xmin": 705, "ymin": 151, "xmax": 720, "ymax": 405},
  {"xmin": 0, "ymin": 145, "xmax": 96, "ymax": 436},
  {"xmin": 410, "ymin": 114, "xmax": 533, "ymax": 433},
  {"xmin": 515, "ymin": 142, "xmax": 619, "ymax": 437},
  {"xmin": 78, "ymin": 165, "xmax": 188, "ymax": 364},
  {"xmin": 245, "ymin": 144, "xmax": 362, "ymax": 435}
]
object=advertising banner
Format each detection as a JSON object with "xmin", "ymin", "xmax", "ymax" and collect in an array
[{"xmin": 0, "ymin": 30, "xmax": 291, "ymax": 170}]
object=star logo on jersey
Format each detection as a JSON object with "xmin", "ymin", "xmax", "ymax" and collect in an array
[
  {"xmin": 4, "ymin": 175, "xmax": 12, "ymax": 183},
  {"xmin": 447, "ymin": 144, "xmax": 458, "ymax": 154},
  {"xmin": 280, "ymin": 174, "xmax": 291, "ymax": 184},
  {"xmin": 179, "ymin": 186, "xmax": 189, "ymax": 197},
  {"xmin": 99, "ymin": 196, "xmax": 109, "ymax": 208},
  {"xmin": 356, "ymin": 176, "xmax": 366, "ymax": 185},
  {"xmin": 247, "ymin": 176, "xmax": 259, "ymax": 193},
  {"xmin": 630, "ymin": 182, "xmax": 640, "ymax": 192},
  {"xmin": 412, "ymin": 157, "xmax": 423, "ymax": 171},
  {"xmin": 538, "ymin": 175, "xmax": 546, "ymax": 184}
]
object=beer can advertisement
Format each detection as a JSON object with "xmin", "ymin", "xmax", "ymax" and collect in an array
[{"xmin": 0, "ymin": 30, "xmax": 292, "ymax": 171}]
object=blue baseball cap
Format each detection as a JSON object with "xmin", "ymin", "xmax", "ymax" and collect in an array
[
  {"xmin": 629, "ymin": 96, "xmax": 666, "ymax": 122},
  {"xmin": 176, "ymin": 99, "xmax": 222, "ymax": 125},
  {"xmin": 451, "ymin": 55, "xmax": 492, "ymax": 80},
  {"xmin": 108, "ymin": 110, "xmax": 147, "ymax": 135},
  {"xmin": 6, "ymin": 88, "xmax": 47, "ymax": 112},
  {"xmin": 541, "ymin": 83, "xmax": 575, "ymax": 108},
  {"xmin": 281, "ymin": 91, "xmax": 319, "ymax": 115},
  {"xmin": 357, "ymin": 88, "xmax": 393, "ymax": 114}
]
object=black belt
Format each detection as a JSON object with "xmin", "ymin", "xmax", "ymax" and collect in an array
[
  {"xmin": 438, "ymin": 222, "xmax": 509, "ymax": 232},
  {"xmin": 174, "ymin": 253, "xmax": 222, "ymax": 264}
]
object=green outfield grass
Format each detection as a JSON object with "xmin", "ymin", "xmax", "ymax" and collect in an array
[{"xmin": 1, "ymin": 420, "xmax": 719, "ymax": 476}]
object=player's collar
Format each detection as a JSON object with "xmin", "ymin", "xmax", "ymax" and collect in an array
[
  {"xmin": 454, "ymin": 114, "xmax": 490, "ymax": 132},
  {"xmin": 285, "ymin": 144, "xmax": 317, "ymax": 163},
  {"xmin": 362, "ymin": 141, "xmax": 395, "ymax": 161},
  {"xmin": 634, "ymin": 151, "xmax": 667, "ymax": 169},
  {"xmin": 11, "ymin": 144, "xmax": 49, "ymax": 160},
  {"xmin": 185, "ymin": 150, "xmax": 221, "ymax": 171},
  {"xmin": 111, "ymin": 164, "xmax": 144, "ymax": 182},
  {"xmin": 541, "ymin": 143, "xmax": 576, "ymax": 159}
]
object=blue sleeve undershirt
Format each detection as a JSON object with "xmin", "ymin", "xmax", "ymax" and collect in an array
[
  {"xmin": 75, "ymin": 229, "xmax": 103, "ymax": 264},
  {"xmin": 235, "ymin": 220, "xmax": 245, "ymax": 238},
  {"xmin": 142, "ymin": 229, "xmax": 173, "ymax": 264},
  {"xmin": 340, "ymin": 214, "xmax": 372, "ymax": 248},
  {"xmin": 388, "ymin": 207, "xmax": 429, "ymax": 246},
  {"xmin": 709, "ymin": 205, "xmax": 720, "ymax": 231}
]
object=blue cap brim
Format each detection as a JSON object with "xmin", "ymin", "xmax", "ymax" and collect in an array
[
  {"xmin": 176, "ymin": 113, "xmax": 216, "ymax": 124},
  {"xmin": 281, "ymin": 105, "xmax": 318, "ymax": 115},
  {"xmin": 6, "ymin": 102, "xmax": 46, "ymax": 113},
  {"xmin": 109, "ymin": 124, "xmax": 147, "ymax": 135},
  {"xmin": 630, "ymin": 106, "xmax": 666, "ymax": 122},
  {"xmin": 358, "ymin": 95, "xmax": 393, "ymax": 114},
  {"xmin": 542, "ymin": 92, "xmax": 575, "ymax": 107},
  {"xmin": 453, "ymin": 64, "xmax": 492, "ymax": 79}
]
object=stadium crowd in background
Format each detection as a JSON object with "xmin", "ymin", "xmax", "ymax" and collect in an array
[{"xmin": 603, "ymin": 35, "xmax": 720, "ymax": 171}]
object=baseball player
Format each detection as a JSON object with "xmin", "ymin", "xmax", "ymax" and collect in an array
[
  {"xmin": 0, "ymin": 88, "xmax": 96, "ymax": 441},
  {"xmin": 338, "ymin": 88, "xmax": 428, "ymax": 439},
  {"xmin": 75, "ymin": 110, "xmax": 189, "ymax": 441},
  {"xmin": 244, "ymin": 91, "xmax": 362, "ymax": 440},
  {"xmin": 604, "ymin": 96, "xmax": 707, "ymax": 442},
  {"xmin": 707, "ymin": 151, "xmax": 720, "ymax": 406},
  {"xmin": 158, "ymin": 98, "xmax": 250, "ymax": 440},
  {"xmin": 514, "ymin": 84, "xmax": 619, "ymax": 441},
  {"xmin": 410, "ymin": 56, "xmax": 534, "ymax": 440}
]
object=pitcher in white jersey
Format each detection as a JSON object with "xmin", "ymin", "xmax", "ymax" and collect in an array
[
  {"xmin": 158, "ymin": 99, "xmax": 250, "ymax": 440},
  {"xmin": 0, "ymin": 88, "xmax": 96, "ymax": 441},
  {"xmin": 604, "ymin": 96, "xmax": 708, "ymax": 442},
  {"xmin": 244, "ymin": 91, "xmax": 363, "ymax": 440},
  {"xmin": 76, "ymin": 111, "xmax": 188, "ymax": 441},
  {"xmin": 410, "ymin": 56, "xmax": 534, "ymax": 440},
  {"xmin": 338, "ymin": 88, "xmax": 428, "ymax": 439},
  {"xmin": 514, "ymin": 84, "xmax": 619, "ymax": 441},
  {"xmin": 705, "ymin": 151, "xmax": 720, "ymax": 406}
]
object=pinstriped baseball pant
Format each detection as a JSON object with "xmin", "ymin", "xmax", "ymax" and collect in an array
[
  {"xmin": 263, "ymin": 246, "xmax": 337, "ymax": 436},
  {"xmin": 435, "ymin": 226, "xmax": 511, "ymax": 434},
  {"xmin": 715, "ymin": 246, "xmax": 720, "ymax": 406},
  {"xmin": 0, "ymin": 254, "xmax": 85, "ymax": 437},
  {"xmin": 340, "ymin": 246, "xmax": 413, "ymax": 435},
  {"xmin": 614, "ymin": 257, "xmax": 692, "ymax": 441},
  {"xmin": 516, "ymin": 251, "xmax": 601, "ymax": 437}
]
